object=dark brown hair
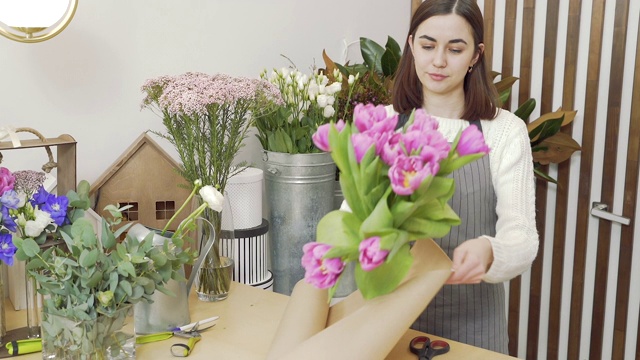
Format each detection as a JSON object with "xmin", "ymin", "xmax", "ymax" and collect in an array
[{"xmin": 392, "ymin": 0, "xmax": 499, "ymax": 121}]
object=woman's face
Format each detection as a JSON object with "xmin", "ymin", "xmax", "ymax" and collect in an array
[{"xmin": 409, "ymin": 13, "xmax": 482, "ymax": 101}]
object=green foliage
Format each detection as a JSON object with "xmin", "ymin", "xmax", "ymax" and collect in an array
[
  {"xmin": 493, "ymin": 73, "xmax": 582, "ymax": 183},
  {"xmin": 12, "ymin": 181, "xmax": 197, "ymax": 322},
  {"xmin": 322, "ymin": 36, "xmax": 402, "ymax": 122}
]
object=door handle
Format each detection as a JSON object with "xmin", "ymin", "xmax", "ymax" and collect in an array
[{"xmin": 591, "ymin": 202, "xmax": 631, "ymax": 225}]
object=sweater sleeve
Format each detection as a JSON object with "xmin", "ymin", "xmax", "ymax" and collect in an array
[{"xmin": 482, "ymin": 111, "xmax": 539, "ymax": 283}]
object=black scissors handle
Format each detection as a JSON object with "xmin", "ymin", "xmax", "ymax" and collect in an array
[{"xmin": 409, "ymin": 336, "xmax": 450, "ymax": 359}]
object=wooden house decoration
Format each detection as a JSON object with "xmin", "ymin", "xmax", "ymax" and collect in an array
[{"xmin": 89, "ymin": 133, "xmax": 191, "ymax": 231}]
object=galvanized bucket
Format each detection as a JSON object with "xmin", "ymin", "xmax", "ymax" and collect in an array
[{"xmin": 263, "ymin": 150, "xmax": 336, "ymax": 295}]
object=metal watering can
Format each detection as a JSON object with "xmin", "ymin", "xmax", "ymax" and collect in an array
[{"xmin": 128, "ymin": 218, "xmax": 217, "ymax": 334}]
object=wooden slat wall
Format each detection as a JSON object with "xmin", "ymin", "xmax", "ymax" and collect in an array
[
  {"xmin": 410, "ymin": 1, "xmax": 640, "ymax": 358},
  {"xmin": 612, "ymin": 9, "xmax": 640, "ymax": 359},
  {"xmin": 476, "ymin": 0, "xmax": 640, "ymax": 359}
]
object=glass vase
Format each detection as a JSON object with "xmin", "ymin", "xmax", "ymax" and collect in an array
[
  {"xmin": 192, "ymin": 193, "xmax": 236, "ymax": 301},
  {"xmin": 0, "ymin": 265, "xmax": 5, "ymax": 343},
  {"xmin": 41, "ymin": 304, "xmax": 135, "ymax": 360},
  {"xmin": 25, "ymin": 271, "xmax": 40, "ymax": 338}
]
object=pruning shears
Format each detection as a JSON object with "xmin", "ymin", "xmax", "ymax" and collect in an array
[{"xmin": 136, "ymin": 320, "xmax": 215, "ymax": 357}]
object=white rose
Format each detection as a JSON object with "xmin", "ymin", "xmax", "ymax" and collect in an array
[
  {"xmin": 323, "ymin": 105, "xmax": 335, "ymax": 118},
  {"xmin": 316, "ymin": 94, "xmax": 328, "ymax": 108},
  {"xmin": 326, "ymin": 82, "xmax": 342, "ymax": 95},
  {"xmin": 25, "ymin": 209, "xmax": 52, "ymax": 237},
  {"xmin": 327, "ymin": 95, "xmax": 335, "ymax": 106},
  {"xmin": 308, "ymin": 83, "xmax": 319, "ymax": 98},
  {"xmin": 199, "ymin": 186, "xmax": 224, "ymax": 212}
]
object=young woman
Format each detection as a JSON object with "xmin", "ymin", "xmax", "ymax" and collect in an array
[
  {"xmin": 393, "ymin": 0, "xmax": 539, "ymax": 353},
  {"xmin": 267, "ymin": 1, "xmax": 538, "ymax": 358}
]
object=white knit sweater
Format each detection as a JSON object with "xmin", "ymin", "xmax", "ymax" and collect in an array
[{"xmin": 421, "ymin": 109, "xmax": 539, "ymax": 283}]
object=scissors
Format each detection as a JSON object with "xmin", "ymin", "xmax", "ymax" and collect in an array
[
  {"xmin": 409, "ymin": 336, "xmax": 450, "ymax": 359},
  {"xmin": 136, "ymin": 321, "xmax": 215, "ymax": 357}
]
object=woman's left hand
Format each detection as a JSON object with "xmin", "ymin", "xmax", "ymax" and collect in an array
[{"xmin": 446, "ymin": 237, "xmax": 494, "ymax": 284}]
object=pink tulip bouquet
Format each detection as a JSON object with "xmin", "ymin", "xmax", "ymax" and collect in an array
[{"xmin": 302, "ymin": 103, "xmax": 490, "ymax": 300}]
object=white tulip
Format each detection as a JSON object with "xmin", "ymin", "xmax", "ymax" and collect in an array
[{"xmin": 199, "ymin": 186, "xmax": 224, "ymax": 212}]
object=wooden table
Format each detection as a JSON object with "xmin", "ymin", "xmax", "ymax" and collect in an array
[{"xmin": 5, "ymin": 282, "xmax": 519, "ymax": 359}]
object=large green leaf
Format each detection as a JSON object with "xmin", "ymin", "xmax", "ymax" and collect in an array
[
  {"xmin": 514, "ymin": 98, "xmax": 536, "ymax": 121},
  {"xmin": 360, "ymin": 37, "xmax": 386, "ymax": 75}
]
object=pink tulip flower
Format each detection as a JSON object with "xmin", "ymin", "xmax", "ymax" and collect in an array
[
  {"xmin": 312, "ymin": 119, "xmax": 346, "ymax": 152},
  {"xmin": 301, "ymin": 242, "xmax": 345, "ymax": 289},
  {"xmin": 353, "ymin": 103, "xmax": 397, "ymax": 133},
  {"xmin": 457, "ymin": 124, "xmax": 490, "ymax": 156},
  {"xmin": 359, "ymin": 236, "xmax": 389, "ymax": 271},
  {"xmin": 389, "ymin": 155, "xmax": 439, "ymax": 195}
]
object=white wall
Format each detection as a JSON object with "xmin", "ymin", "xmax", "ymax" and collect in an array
[{"xmin": 0, "ymin": 0, "xmax": 410, "ymax": 183}]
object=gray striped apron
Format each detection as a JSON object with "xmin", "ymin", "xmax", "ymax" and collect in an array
[{"xmin": 401, "ymin": 117, "xmax": 507, "ymax": 353}]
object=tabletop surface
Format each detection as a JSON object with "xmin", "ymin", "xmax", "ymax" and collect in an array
[{"xmin": 4, "ymin": 282, "xmax": 519, "ymax": 359}]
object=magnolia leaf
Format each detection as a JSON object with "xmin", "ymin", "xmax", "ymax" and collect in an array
[
  {"xmin": 499, "ymin": 88, "xmax": 512, "ymax": 105},
  {"xmin": 490, "ymin": 71, "xmax": 501, "ymax": 80},
  {"xmin": 494, "ymin": 75, "xmax": 519, "ymax": 94},
  {"xmin": 381, "ymin": 48, "xmax": 400, "ymax": 78},
  {"xmin": 360, "ymin": 37, "xmax": 385, "ymax": 75},
  {"xmin": 514, "ymin": 98, "xmax": 536, "ymax": 121},
  {"xmin": 534, "ymin": 167, "xmax": 558, "ymax": 184},
  {"xmin": 527, "ymin": 108, "xmax": 577, "ymax": 136},
  {"xmin": 532, "ymin": 132, "xmax": 582, "ymax": 165},
  {"xmin": 385, "ymin": 36, "xmax": 402, "ymax": 58},
  {"xmin": 322, "ymin": 49, "xmax": 338, "ymax": 78},
  {"xmin": 355, "ymin": 243, "xmax": 412, "ymax": 299},
  {"xmin": 529, "ymin": 116, "xmax": 564, "ymax": 144}
]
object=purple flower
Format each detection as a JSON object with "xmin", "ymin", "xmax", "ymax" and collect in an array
[
  {"xmin": 0, "ymin": 233, "xmax": 16, "ymax": 266},
  {"xmin": 41, "ymin": 194, "xmax": 69, "ymax": 226},
  {"xmin": 312, "ymin": 119, "xmax": 346, "ymax": 152},
  {"xmin": 1, "ymin": 207, "xmax": 17, "ymax": 233},
  {"xmin": 457, "ymin": 124, "xmax": 490, "ymax": 156},
  {"xmin": 301, "ymin": 242, "xmax": 345, "ymax": 289},
  {"xmin": 0, "ymin": 190, "xmax": 20, "ymax": 209},
  {"xmin": 389, "ymin": 155, "xmax": 439, "ymax": 195},
  {"xmin": 353, "ymin": 103, "xmax": 397, "ymax": 133},
  {"xmin": 0, "ymin": 167, "xmax": 15, "ymax": 196},
  {"xmin": 30, "ymin": 186, "xmax": 50, "ymax": 206},
  {"xmin": 359, "ymin": 236, "xmax": 389, "ymax": 271}
]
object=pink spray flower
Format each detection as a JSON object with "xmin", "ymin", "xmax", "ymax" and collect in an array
[
  {"xmin": 457, "ymin": 124, "xmax": 490, "ymax": 156},
  {"xmin": 359, "ymin": 236, "xmax": 389, "ymax": 271},
  {"xmin": 301, "ymin": 242, "xmax": 345, "ymax": 289},
  {"xmin": 389, "ymin": 155, "xmax": 439, "ymax": 195},
  {"xmin": 312, "ymin": 119, "xmax": 346, "ymax": 152},
  {"xmin": 0, "ymin": 167, "xmax": 15, "ymax": 196}
]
